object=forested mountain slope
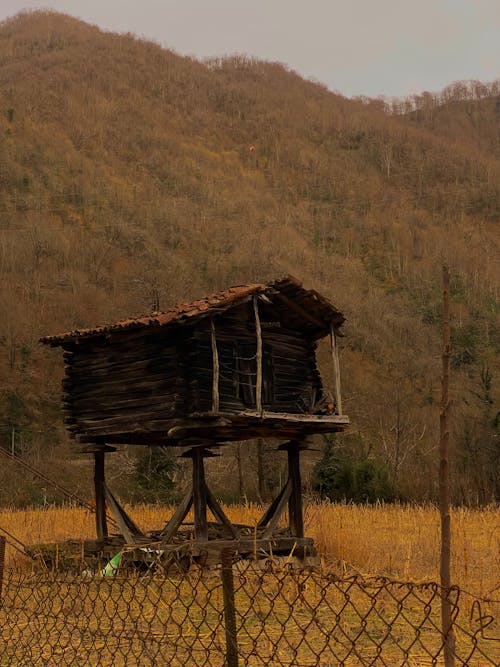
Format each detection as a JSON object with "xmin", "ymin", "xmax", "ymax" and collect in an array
[
  {"xmin": 392, "ymin": 81, "xmax": 500, "ymax": 159},
  {"xmin": 0, "ymin": 11, "xmax": 498, "ymax": 504}
]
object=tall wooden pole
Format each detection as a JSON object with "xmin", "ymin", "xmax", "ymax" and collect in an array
[
  {"xmin": 0, "ymin": 534, "xmax": 5, "ymax": 603},
  {"xmin": 440, "ymin": 265, "xmax": 456, "ymax": 667},
  {"xmin": 221, "ymin": 547, "xmax": 239, "ymax": 667}
]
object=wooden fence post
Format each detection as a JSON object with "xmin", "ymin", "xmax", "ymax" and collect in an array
[
  {"xmin": 0, "ymin": 535, "xmax": 5, "ymax": 603},
  {"xmin": 440, "ymin": 265, "xmax": 456, "ymax": 667},
  {"xmin": 221, "ymin": 547, "xmax": 239, "ymax": 667}
]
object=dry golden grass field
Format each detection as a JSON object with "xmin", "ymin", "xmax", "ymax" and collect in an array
[
  {"xmin": 0, "ymin": 502, "xmax": 499, "ymax": 666},
  {"xmin": 1, "ymin": 502, "xmax": 498, "ymax": 596}
]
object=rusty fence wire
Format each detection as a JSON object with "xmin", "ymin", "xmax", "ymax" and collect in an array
[{"xmin": 0, "ymin": 556, "xmax": 498, "ymax": 667}]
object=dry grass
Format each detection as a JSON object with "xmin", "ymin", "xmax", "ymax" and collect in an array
[
  {"xmin": 0, "ymin": 502, "xmax": 498, "ymax": 666},
  {"xmin": 1, "ymin": 502, "xmax": 498, "ymax": 596}
]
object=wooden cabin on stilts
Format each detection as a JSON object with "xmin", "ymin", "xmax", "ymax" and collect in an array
[{"xmin": 41, "ymin": 276, "xmax": 349, "ymax": 567}]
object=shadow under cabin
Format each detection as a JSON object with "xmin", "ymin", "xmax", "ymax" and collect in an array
[{"xmin": 40, "ymin": 275, "xmax": 349, "ymax": 569}]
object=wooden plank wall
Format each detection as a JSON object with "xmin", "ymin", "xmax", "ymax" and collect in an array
[
  {"xmin": 61, "ymin": 305, "xmax": 326, "ymax": 442},
  {"xmin": 62, "ymin": 332, "xmax": 186, "ymax": 439}
]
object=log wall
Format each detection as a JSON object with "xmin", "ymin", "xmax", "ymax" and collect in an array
[
  {"xmin": 61, "ymin": 303, "xmax": 325, "ymax": 442},
  {"xmin": 62, "ymin": 331, "xmax": 186, "ymax": 440}
]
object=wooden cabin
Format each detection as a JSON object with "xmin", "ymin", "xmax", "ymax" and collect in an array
[{"xmin": 41, "ymin": 276, "xmax": 349, "ymax": 564}]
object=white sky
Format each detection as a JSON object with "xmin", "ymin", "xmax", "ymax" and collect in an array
[{"xmin": 1, "ymin": 0, "xmax": 498, "ymax": 98}]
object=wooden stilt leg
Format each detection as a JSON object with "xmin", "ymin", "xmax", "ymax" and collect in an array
[
  {"xmin": 192, "ymin": 448, "xmax": 208, "ymax": 540},
  {"xmin": 94, "ymin": 450, "xmax": 108, "ymax": 540},
  {"xmin": 287, "ymin": 440, "xmax": 304, "ymax": 538}
]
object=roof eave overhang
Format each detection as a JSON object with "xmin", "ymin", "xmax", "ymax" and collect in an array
[{"xmin": 40, "ymin": 277, "xmax": 345, "ymax": 347}]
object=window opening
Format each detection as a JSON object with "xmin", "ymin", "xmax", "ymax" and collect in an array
[{"xmin": 233, "ymin": 342, "xmax": 274, "ymax": 407}]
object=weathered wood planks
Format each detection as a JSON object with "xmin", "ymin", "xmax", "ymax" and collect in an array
[{"xmin": 59, "ymin": 296, "xmax": 341, "ymax": 443}]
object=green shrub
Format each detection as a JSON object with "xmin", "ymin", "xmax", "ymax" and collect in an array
[
  {"xmin": 314, "ymin": 437, "xmax": 395, "ymax": 503},
  {"xmin": 134, "ymin": 447, "xmax": 178, "ymax": 503}
]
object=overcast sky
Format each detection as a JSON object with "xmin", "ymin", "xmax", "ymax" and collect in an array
[{"xmin": 1, "ymin": 0, "xmax": 498, "ymax": 98}]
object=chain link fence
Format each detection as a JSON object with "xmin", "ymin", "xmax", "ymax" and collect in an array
[{"xmin": 0, "ymin": 551, "xmax": 498, "ymax": 666}]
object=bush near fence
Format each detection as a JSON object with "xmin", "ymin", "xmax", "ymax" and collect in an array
[{"xmin": 0, "ymin": 555, "xmax": 498, "ymax": 667}]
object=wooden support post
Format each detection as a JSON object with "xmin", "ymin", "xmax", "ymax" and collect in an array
[
  {"xmin": 192, "ymin": 448, "xmax": 208, "ymax": 541},
  {"xmin": 253, "ymin": 296, "xmax": 263, "ymax": 415},
  {"xmin": 286, "ymin": 441, "xmax": 304, "ymax": 538},
  {"xmin": 221, "ymin": 547, "xmax": 239, "ymax": 667},
  {"xmin": 0, "ymin": 535, "xmax": 5, "ymax": 603},
  {"xmin": 330, "ymin": 323, "xmax": 342, "ymax": 415},
  {"xmin": 93, "ymin": 450, "xmax": 108, "ymax": 540},
  {"xmin": 440, "ymin": 265, "xmax": 456, "ymax": 667},
  {"xmin": 211, "ymin": 318, "xmax": 219, "ymax": 414}
]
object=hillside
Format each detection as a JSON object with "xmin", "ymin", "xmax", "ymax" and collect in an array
[
  {"xmin": 0, "ymin": 10, "xmax": 498, "ymax": 505},
  {"xmin": 392, "ymin": 80, "xmax": 500, "ymax": 159}
]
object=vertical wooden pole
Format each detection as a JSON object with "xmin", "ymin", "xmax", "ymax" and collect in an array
[
  {"xmin": 211, "ymin": 318, "xmax": 220, "ymax": 413},
  {"xmin": 287, "ymin": 441, "xmax": 304, "ymax": 538},
  {"xmin": 192, "ymin": 448, "xmax": 208, "ymax": 541},
  {"xmin": 0, "ymin": 534, "xmax": 5, "ymax": 603},
  {"xmin": 253, "ymin": 296, "xmax": 263, "ymax": 415},
  {"xmin": 330, "ymin": 324, "xmax": 342, "ymax": 415},
  {"xmin": 440, "ymin": 265, "xmax": 456, "ymax": 667},
  {"xmin": 93, "ymin": 450, "xmax": 108, "ymax": 540},
  {"xmin": 221, "ymin": 547, "xmax": 239, "ymax": 667}
]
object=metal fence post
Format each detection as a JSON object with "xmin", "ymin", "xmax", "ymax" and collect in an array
[
  {"xmin": 221, "ymin": 547, "xmax": 239, "ymax": 667},
  {"xmin": 0, "ymin": 535, "xmax": 5, "ymax": 603}
]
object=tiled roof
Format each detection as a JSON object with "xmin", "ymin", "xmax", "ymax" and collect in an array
[{"xmin": 40, "ymin": 276, "xmax": 344, "ymax": 346}]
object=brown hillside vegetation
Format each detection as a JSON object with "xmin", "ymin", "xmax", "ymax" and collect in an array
[
  {"xmin": 389, "ymin": 80, "xmax": 500, "ymax": 159},
  {"xmin": 0, "ymin": 10, "xmax": 498, "ymax": 505}
]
